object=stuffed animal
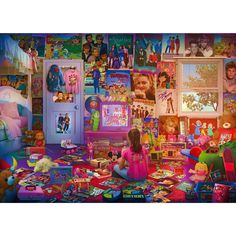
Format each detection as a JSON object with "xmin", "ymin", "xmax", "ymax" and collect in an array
[
  {"xmin": 34, "ymin": 156, "xmax": 58, "ymax": 173},
  {"xmin": 34, "ymin": 131, "xmax": 46, "ymax": 147},
  {"xmin": 22, "ymin": 130, "xmax": 35, "ymax": 146},
  {"xmin": 212, "ymin": 115, "xmax": 236, "ymax": 146},
  {"xmin": 91, "ymin": 110, "xmax": 100, "ymax": 131},
  {"xmin": 0, "ymin": 169, "xmax": 18, "ymax": 202}
]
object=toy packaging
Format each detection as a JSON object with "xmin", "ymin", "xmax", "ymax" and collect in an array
[
  {"xmin": 17, "ymin": 185, "xmax": 44, "ymax": 201},
  {"xmin": 50, "ymin": 166, "xmax": 73, "ymax": 185}
]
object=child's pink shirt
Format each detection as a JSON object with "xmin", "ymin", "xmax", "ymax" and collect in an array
[
  {"xmin": 64, "ymin": 69, "xmax": 81, "ymax": 94},
  {"xmin": 122, "ymin": 147, "xmax": 149, "ymax": 180}
]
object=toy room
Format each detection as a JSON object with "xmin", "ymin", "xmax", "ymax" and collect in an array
[{"xmin": 1, "ymin": 33, "xmax": 236, "ymax": 203}]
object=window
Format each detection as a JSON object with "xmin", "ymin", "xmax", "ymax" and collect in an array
[{"xmin": 177, "ymin": 58, "xmax": 223, "ymax": 117}]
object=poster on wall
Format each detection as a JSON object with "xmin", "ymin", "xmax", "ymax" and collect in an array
[
  {"xmin": 82, "ymin": 34, "xmax": 108, "ymax": 65},
  {"xmin": 0, "ymin": 75, "xmax": 28, "ymax": 98},
  {"xmin": 156, "ymin": 61, "xmax": 176, "ymax": 89},
  {"xmin": 45, "ymin": 34, "xmax": 82, "ymax": 59},
  {"xmin": 184, "ymin": 34, "xmax": 214, "ymax": 57},
  {"xmin": 189, "ymin": 118, "xmax": 217, "ymax": 138},
  {"xmin": 55, "ymin": 112, "xmax": 72, "ymax": 134},
  {"xmin": 156, "ymin": 90, "xmax": 177, "ymax": 116},
  {"xmin": 32, "ymin": 115, "xmax": 43, "ymax": 131},
  {"xmin": 159, "ymin": 116, "xmax": 179, "ymax": 136},
  {"xmin": 11, "ymin": 34, "xmax": 46, "ymax": 57},
  {"xmin": 143, "ymin": 118, "xmax": 159, "ymax": 138},
  {"xmin": 223, "ymin": 92, "xmax": 236, "ymax": 114},
  {"xmin": 108, "ymin": 34, "xmax": 133, "ymax": 69},
  {"xmin": 223, "ymin": 58, "xmax": 236, "ymax": 93},
  {"xmin": 214, "ymin": 34, "xmax": 236, "ymax": 57},
  {"xmin": 84, "ymin": 63, "xmax": 106, "ymax": 95},
  {"xmin": 131, "ymin": 71, "xmax": 156, "ymax": 101},
  {"xmin": 31, "ymin": 76, "xmax": 43, "ymax": 98},
  {"xmin": 105, "ymin": 70, "xmax": 131, "ymax": 102},
  {"xmin": 32, "ymin": 98, "xmax": 43, "ymax": 114},
  {"xmin": 134, "ymin": 34, "xmax": 162, "ymax": 71},
  {"xmin": 161, "ymin": 34, "xmax": 185, "ymax": 59},
  {"xmin": 132, "ymin": 99, "xmax": 155, "ymax": 119}
]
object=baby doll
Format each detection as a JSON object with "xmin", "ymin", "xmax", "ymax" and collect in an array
[{"xmin": 189, "ymin": 162, "xmax": 208, "ymax": 183}]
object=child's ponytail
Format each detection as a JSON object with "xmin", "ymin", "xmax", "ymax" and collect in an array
[{"xmin": 128, "ymin": 128, "xmax": 142, "ymax": 153}]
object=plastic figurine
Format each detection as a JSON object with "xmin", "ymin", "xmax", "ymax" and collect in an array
[
  {"xmin": 189, "ymin": 162, "xmax": 208, "ymax": 183},
  {"xmin": 87, "ymin": 140, "xmax": 94, "ymax": 160},
  {"xmin": 91, "ymin": 110, "xmax": 100, "ymax": 131}
]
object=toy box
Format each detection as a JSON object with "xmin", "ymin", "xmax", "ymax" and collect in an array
[
  {"xmin": 195, "ymin": 182, "xmax": 215, "ymax": 203},
  {"xmin": 90, "ymin": 158, "xmax": 110, "ymax": 168},
  {"xmin": 17, "ymin": 185, "xmax": 44, "ymax": 201},
  {"xmin": 26, "ymin": 147, "xmax": 46, "ymax": 156}
]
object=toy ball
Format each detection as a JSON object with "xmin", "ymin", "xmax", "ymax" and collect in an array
[
  {"xmin": 0, "ymin": 156, "xmax": 18, "ymax": 170},
  {"xmin": 190, "ymin": 146, "xmax": 203, "ymax": 158}
]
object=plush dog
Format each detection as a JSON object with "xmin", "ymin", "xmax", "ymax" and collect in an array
[
  {"xmin": 0, "ymin": 169, "xmax": 18, "ymax": 202},
  {"xmin": 34, "ymin": 156, "xmax": 58, "ymax": 173}
]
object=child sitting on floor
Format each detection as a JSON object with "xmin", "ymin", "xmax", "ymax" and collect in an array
[{"xmin": 113, "ymin": 128, "xmax": 149, "ymax": 181}]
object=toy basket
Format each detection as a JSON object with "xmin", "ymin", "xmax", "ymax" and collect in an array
[{"xmin": 195, "ymin": 182, "xmax": 215, "ymax": 203}]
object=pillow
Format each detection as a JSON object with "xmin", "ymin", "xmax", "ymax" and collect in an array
[{"xmin": 1, "ymin": 102, "xmax": 20, "ymax": 119}]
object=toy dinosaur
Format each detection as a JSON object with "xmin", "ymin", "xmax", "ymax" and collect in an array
[{"xmin": 91, "ymin": 110, "xmax": 100, "ymax": 131}]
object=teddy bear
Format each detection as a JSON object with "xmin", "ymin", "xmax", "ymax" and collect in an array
[
  {"xmin": 34, "ymin": 156, "xmax": 58, "ymax": 173},
  {"xmin": 34, "ymin": 131, "xmax": 45, "ymax": 147},
  {"xmin": 0, "ymin": 169, "xmax": 18, "ymax": 202},
  {"xmin": 212, "ymin": 114, "xmax": 236, "ymax": 146},
  {"xmin": 22, "ymin": 130, "xmax": 35, "ymax": 146}
]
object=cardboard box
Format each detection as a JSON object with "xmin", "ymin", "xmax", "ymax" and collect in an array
[
  {"xmin": 90, "ymin": 158, "xmax": 110, "ymax": 168},
  {"xmin": 26, "ymin": 147, "xmax": 46, "ymax": 155}
]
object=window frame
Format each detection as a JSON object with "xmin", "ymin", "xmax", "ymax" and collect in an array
[{"xmin": 176, "ymin": 58, "xmax": 223, "ymax": 118}]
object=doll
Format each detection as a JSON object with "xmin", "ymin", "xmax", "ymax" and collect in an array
[{"xmin": 189, "ymin": 162, "xmax": 208, "ymax": 183}]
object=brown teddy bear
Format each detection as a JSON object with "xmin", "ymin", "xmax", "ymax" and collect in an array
[
  {"xmin": 212, "ymin": 114, "xmax": 236, "ymax": 146},
  {"xmin": 34, "ymin": 131, "xmax": 45, "ymax": 147},
  {"xmin": 0, "ymin": 169, "xmax": 18, "ymax": 202},
  {"xmin": 22, "ymin": 130, "xmax": 35, "ymax": 146}
]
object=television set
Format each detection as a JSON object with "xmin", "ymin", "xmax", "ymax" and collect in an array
[{"xmin": 100, "ymin": 102, "xmax": 131, "ymax": 132}]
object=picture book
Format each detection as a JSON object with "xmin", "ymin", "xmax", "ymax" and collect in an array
[
  {"xmin": 134, "ymin": 34, "xmax": 162, "ymax": 71},
  {"xmin": 108, "ymin": 34, "xmax": 133, "ymax": 69},
  {"xmin": 19, "ymin": 173, "xmax": 50, "ymax": 187},
  {"xmin": 156, "ymin": 90, "xmax": 177, "ymax": 116},
  {"xmin": 45, "ymin": 34, "xmax": 82, "ymax": 59},
  {"xmin": 99, "ymin": 177, "xmax": 126, "ymax": 189},
  {"xmin": 156, "ymin": 61, "xmax": 176, "ymax": 89},
  {"xmin": 161, "ymin": 34, "xmax": 185, "ymax": 59},
  {"xmin": 54, "ymin": 155, "xmax": 85, "ymax": 165},
  {"xmin": 149, "ymin": 169, "xmax": 175, "ymax": 180},
  {"xmin": 50, "ymin": 166, "xmax": 73, "ymax": 185}
]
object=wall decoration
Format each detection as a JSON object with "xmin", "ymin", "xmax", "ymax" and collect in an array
[
  {"xmin": 156, "ymin": 90, "xmax": 177, "ymax": 116},
  {"xmin": 55, "ymin": 112, "xmax": 72, "ymax": 134},
  {"xmin": 156, "ymin": 61, "xmax": 176, "ymax": 89},
  {"xmin": 108, "ymin": 34, "xmax": 133, "ymax": 69},
  {"xmin": 131, "ymin": 72, "xmax": 156, "ymax": 101},
  {"xmin": 134, "ymin": 34, "xmax": 162, "ymax": 71},
  {"xmin": 162, "ymin": 34, "xmax": 185, "ymax": 59},
  {"xmin": 32, "ymin": 98, "xmax": 43, "ymax": 114},
  {"xmin": 223, "ymin": 93, "xmax": 236, "ymax": 114},
  {"xmin": 189, "ymin": 118, "xmax": 217, "ymax": 137},
  {"xmin": 45, "ymin": 34, "xmax": 82, "ymax": 59},
  {"xmin": 11, "ymin": 34, "xmax": 46, "ymax": 57},
  {"xmin": 159, "ymin": 116, "xmax": 179, "ymax": 136},
  {"xmin": 214, "ymin": 34, "xmax": 236, "ymax": 57},
  {"xmin": 31, "ymin": 76, "xmax": 43, "ymax": 98},
  {"xmin": 223, "ymin": 58, "xmax": 236, "ymax": 93},
  {"xmin": 82, "ymin": 34, "xmax": 108, "ymax": 65},
  {"xmin": 143, "ymin": 118, "xmax": 159, "ymax": 139},
  {"xmin": 185, "ymin": 34, "xmax": 214, "ymax": 57},
  {"xmin": 132, "ymin": 99, "xmax": 155, "ymax": 119},
  {"xmin": 32, "ymin": 115, "xmax": 43, "ymax": 131}
]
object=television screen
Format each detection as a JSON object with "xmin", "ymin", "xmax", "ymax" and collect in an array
[{"xmin": 100, "ymin": 102, "xmax": 130, "ymax": 131}]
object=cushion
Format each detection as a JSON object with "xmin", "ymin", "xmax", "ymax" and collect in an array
[{"xmin": 1, "ymin": 102, "xmax": 20, "ymax": 119}]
